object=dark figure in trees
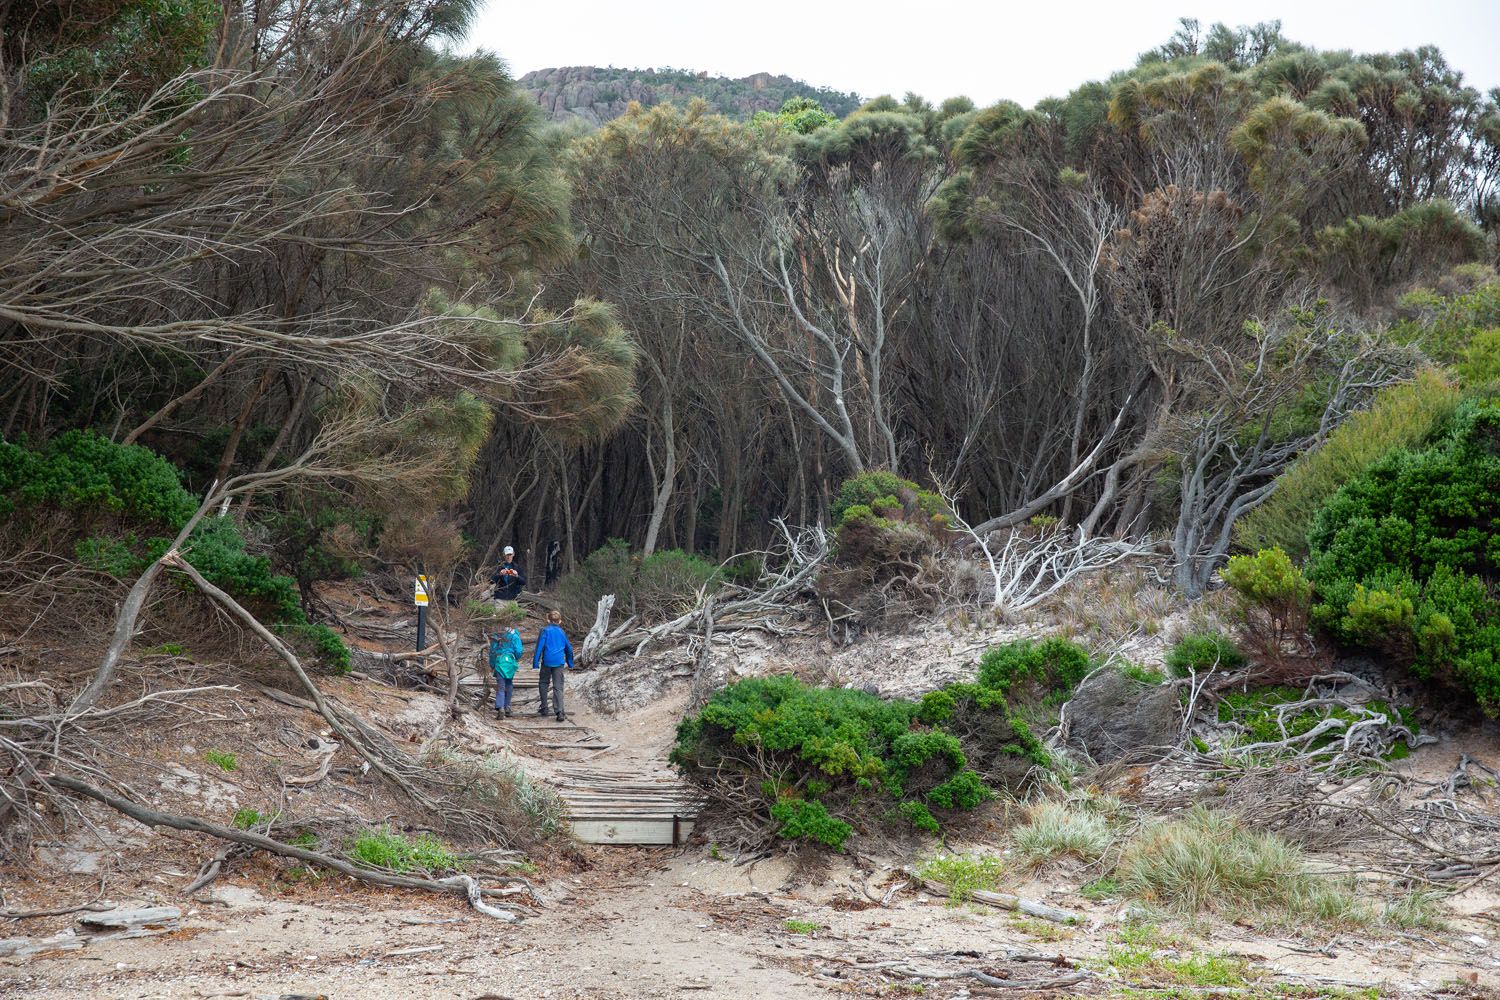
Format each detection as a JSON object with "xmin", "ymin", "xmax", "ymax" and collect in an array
[{"xmin": 544, "ymin": 539, "xmax": 562, "ymax": 587}]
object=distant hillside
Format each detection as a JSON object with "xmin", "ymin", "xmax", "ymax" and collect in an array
[{"xmin": 518, "ymin": 66, "xmax": 863, "ymax": 125}]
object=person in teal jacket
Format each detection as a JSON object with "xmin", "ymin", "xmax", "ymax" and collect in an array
[
  {"xmin": 488, "ymin": 628, "xmax": 523, "ymax": 718},
  {"xmin": 532, "ymin": 610, "xmax": 573, "ymax": 722}
]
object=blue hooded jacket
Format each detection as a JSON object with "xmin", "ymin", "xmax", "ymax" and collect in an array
[
  {"xmin": 532, "ymin": 623, "xmax": 574, "ymax": 669},
  {"xmin": 488, "ymin": 630, "xmax": 523, "ymax": 679}
]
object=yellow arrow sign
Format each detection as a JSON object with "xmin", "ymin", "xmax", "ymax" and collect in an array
[{"xmin": 414, "ymin": 575, "xmax": 429, "ymax": 607}]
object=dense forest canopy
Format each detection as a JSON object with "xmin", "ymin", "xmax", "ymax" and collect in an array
[{"xmin": 3, "ymin": 6, "xmax": 1498, "ymax": 625}]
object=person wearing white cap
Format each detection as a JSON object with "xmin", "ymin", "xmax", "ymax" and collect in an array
[{"xmin": 491, "ymin": 545, "xmax": 526, "ymax": 601}]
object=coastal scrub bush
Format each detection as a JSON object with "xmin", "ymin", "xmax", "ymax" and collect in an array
[
  {"xmin": 976, "ymin": 637, "xmax": 1092, "ymax": 709},
  {"xmin": 557, "ymin": 538, "xmax": 720, "ymax": 626},
  {"xmin": 916, "ymin": 851, "xmax": 1005, "ymax": 904},
  {"xmin": 349, "ymin": 827, "xmax": 464, "ymax": 874},
  {"xmin": 0, "ymin": 431, "xmax": 347, "ymax": 669},
  {"xmin": 1306, "ymin": 399, "xmax": 1500, "ymax": 715},
  {"xmin": 1220, "ymin": 547, "xmax": 1313, "ymax": 662},
  {"xmin": 671, "ymin": 676, "xmax": 996, "ymax": 850},
  {"xmin": 672, "ymin": 637, "xmax": 1078, "ymax": 852},
  {"xmin": 1234, "ymin": 370, "xmax": 1461, "ymax": 558}
]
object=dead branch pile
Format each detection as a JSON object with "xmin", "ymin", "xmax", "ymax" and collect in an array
[
  {"xmin": 590, "ymin": 521, "xmax": 828, "ymax": 662},
  {"xmin": 2, "ymin": 498, "xmax": 554, "ymax": 907}
]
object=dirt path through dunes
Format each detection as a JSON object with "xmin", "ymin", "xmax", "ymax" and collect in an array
[
  {"xmin": 0, "ymin": 853, "xmax": 831, "ymax": 1000},
  {"xmin": 10, "ymin": 846, "xmax": 1498, "ymax": 999}
]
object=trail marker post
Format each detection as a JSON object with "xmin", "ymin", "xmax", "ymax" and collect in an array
[{"xmin": 414, "ymin": 573, "xmax": 429, "ymax": 651}]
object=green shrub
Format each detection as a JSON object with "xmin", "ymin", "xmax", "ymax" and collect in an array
[
  {"xmin": 782, "ymin": 918, "xmax": 821, "ymax": 934},
  {"xmin": 0, "ymin": 430, "xmax": 195, "ymax": 524},
  {"xmin": 232, "ymin": 808, "xmax": 267, "ymax": 829},
  {"xmin": 1165, "ymin": 633, "xmax": 1248, "ymax": 677},
  {"xmin": 1306, "ymin": 399, "xmax": 1500, "ymax": 714},
  {"xmin": 1222, "ymin": 547, "xmax": 1312, "ymax": 609},
  {"xmin": 1220, "ymin": 547, "xmax": 1313, "ymax": 660},
  {"xmin": 831, "ymin": 471, "xmax": 946, "ymax": 525},
  {"xmin": 977, "ymin": 637, "xmax": 1092, "ymax": 709},
  {"xmin": 348, "ymin": 827, "xmax": 463, "ymax": 874},
  {"xmin": 1457, "ymin": 328, "xmax": 1500, "ymax": 387},
  {"xmin": 672, "ymin": 661, "xmax": 1045, "ymax": 850},
  {"xmin": 1117, "ymin": 662, "xmax": 1166, "ymax": 684},
  {"xmin": 769, "ymin": 798, "xmax": 852, "ymax": 849},
  {"xmin": 0, "ymin": 432, "xmax": 348, "ymax": 670},
  {"xmin": 557, "ymin": 539, "xmax": 720, "ymax": 627},
  {"xmin": 1235, "ymin": 370, "xmax": 1461, "ymax": 558},
  {"xmin": 1392, "ymin": 274, "xmax": 1500, "ymax": 363}
]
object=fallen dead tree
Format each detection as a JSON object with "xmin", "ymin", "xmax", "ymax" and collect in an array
[
  {"xmin": 902, "ymin": 868, "xmax": 1080, "ymax": 923},
  {"xmin": 939, "ymin": 482, "xmax": 1157, "ymax": 617},
  {"xmin": 591, "ymin": 521, "xmax": 828, "ymax": 661},
  {"xmin": 49, "ymin": 775, "xmax": 531, "ymax": 921}
]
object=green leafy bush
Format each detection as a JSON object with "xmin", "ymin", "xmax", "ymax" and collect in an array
[
  {"xmin": 1392, "ymin": 272, "xmax": 1500, "ymax": 363},
  {"xmin": 1457, "ymin": 328, "xmax": 1500, "ymax": 387},
  {"xmin": 1234, "ymin": 370, "xmax": 1461, "ymax": 558},
  {"xmin": 0, "ymin": 432, "xmax": 348, "ymax": 670},
  {"xmin": 1165, "ymin": 633, "xmax": 1248, "ymax": 677},
  {"xmin": 1220, "ymin": 547, "xmax": 1312, "ymax": 661},
  {"xmin": 673, "ymin": 637, "xmax": 1083, "ymax": 851},
  {"xmin": 557, "ymin": 539, "xmax": 720, "ymax": 627},
  {"xmin": 916, "ymin": 851, "xmax": 1005, "ymax": 904},
  {"xmin": 977, "ymin": 637, "xmax": 1092, "ymax": 710},
  {"xmin": 831, "ymin": 471, "xmax": 947, "ymax": 525},
  {"xmin": 232, "ymin": 807, "xmax": 267, "ymax": 829},
  {"xmin": 821, "ymin": 472, "xmax": 960, "ymax": 619},
  {"xmin": 769, "ymin": 798, "xmax": 853, "ymax": 849},
  {"xmin": 1306, "ymin": 399, "xmax": 1500, "ymax": 714},
  {"xmin": 672, "ymin": 671, "xmax": 1048, "ymax": 850}
]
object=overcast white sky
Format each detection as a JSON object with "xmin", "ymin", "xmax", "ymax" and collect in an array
[{"xmin": 463, "ymin": 0, "xmax": 1500, "ymax": 108}]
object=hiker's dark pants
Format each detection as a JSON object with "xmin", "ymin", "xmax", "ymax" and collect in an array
[
  {"xmin": 537, "ymin": 666, "xmax": 565, "ymax": 716},
  {"xmin": 493, "ymin": 675, "xmax": 514, "ymax": 710}
]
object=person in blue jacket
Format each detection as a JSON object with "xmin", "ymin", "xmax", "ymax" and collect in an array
[
  {"xmin": 488, "ymin": 628, "xmax": 523, "ymax": 719},
  {"xmin": 533, "ymin": 609, "xmax": 574, "ymax": 723}
]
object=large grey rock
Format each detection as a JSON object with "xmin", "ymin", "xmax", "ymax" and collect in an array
[{"xmin": 1064, "ymin": 670, "xmax": 1180, "ymax": 765}]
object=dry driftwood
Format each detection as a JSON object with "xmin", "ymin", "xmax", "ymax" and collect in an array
[
  {"xmin": 164, "ymin": 554, "xmax": 444, "ymax": 819},
  {"xmin": 579, "ymin": 593, "xmax": 615, "ymax": 666},
  {"xmin": 50, "ymin": 775, "xmax": 529, "ymax": 921},
  {"xmin": 904, "ymin": 869, "xmax": 1080, "ymax": 923}
]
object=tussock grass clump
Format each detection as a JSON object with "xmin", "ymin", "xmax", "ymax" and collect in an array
[
  {"xmin": 1383, "ymin": 889, "xmax": 1450, "ymax": 930},
  {"xmin": 1116, "ymin": 807, "xmax": 1360, "ymax": 922},
  {"xmin": 1012, "ymin": 801, "xmax": 1114, "ymax": 866}
]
